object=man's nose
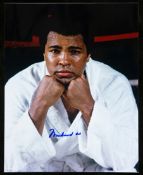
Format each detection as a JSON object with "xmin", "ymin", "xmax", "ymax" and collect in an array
[{"xmin": 58, "ymin": 52, "xmax": 71, "ymax": 66}]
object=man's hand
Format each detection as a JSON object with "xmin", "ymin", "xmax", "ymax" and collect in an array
[
  {"xmin": 63, "ymin": 75, "xmax": 95, "ymax": 125},
  {"xmin": 29, "ymin": 75, "xmax": 64, "ymax": 134}
]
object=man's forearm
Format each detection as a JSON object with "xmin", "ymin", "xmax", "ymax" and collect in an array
[
  {"xmin": 81, "ymin": 100, "xmax": 95, "ymax": 125},
  {"xmin": 28, "ymin": 99, "xmax": 49, "ymax": 135}
]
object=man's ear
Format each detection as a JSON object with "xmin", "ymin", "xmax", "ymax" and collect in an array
[
  {"xmin": 43, "ymin": 53, "xmax": 46, "ymax": 61},
  {"xmin": 87, "ymin": 54, "xmax": 91, "ymax": 62},
  {"xmin": 43, "ymin": 44, "xmax": 47, "ymax": 60}
]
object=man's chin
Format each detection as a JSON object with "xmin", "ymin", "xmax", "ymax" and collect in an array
[{"xmin": 55, "ymin": 77, "xmax": 75, "ymax": 85}]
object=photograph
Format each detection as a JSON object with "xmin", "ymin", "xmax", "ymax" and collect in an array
[{"xmin": 4, "ymin": 2, "xmax": 139, "ymax": 172}]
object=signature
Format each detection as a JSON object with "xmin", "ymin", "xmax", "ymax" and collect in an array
[{"xmin": 49, "ymin": 129, "xmax": 81, "ymax": 138}]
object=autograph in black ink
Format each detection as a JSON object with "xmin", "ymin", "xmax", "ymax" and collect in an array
[{"xmin": 49, "ymin": 129, "xmax": 81, "ymax": 138}]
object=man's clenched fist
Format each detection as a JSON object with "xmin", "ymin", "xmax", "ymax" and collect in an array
[
  {"xmin": 29, "ymin": 75, "xmax": 64, "ymax": 134},
  {"xmin": 62, "ymin": 75, "xmax": 95, "ymax": 125}
]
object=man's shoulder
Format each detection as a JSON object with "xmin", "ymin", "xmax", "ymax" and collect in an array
[
  {"xmin": 5, "ymin": 61, "xmax": 45, "ymax": 87},
  {"xmin": 87, "ymin": 58, "xmax": 124, "ymax": 78},
  {"xmin": 87, "ymin": 58, "xmax": 130, "ymax": 92}
]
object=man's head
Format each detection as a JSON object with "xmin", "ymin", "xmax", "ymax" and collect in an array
[
  {"xmin": 44, "ymin": 31, "xmax": 90, "ymax": 85},
  {"xmin": 43, "ymin": 5, "xmax": 91, "ymax": 85}
]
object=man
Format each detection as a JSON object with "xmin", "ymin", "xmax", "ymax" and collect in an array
[{"xmin": 4, "ymin": 7, "xmax": 138, "ymax": 172}]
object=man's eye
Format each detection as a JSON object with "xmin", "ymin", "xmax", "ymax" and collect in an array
[
  {"xmin": 50, "ymin": 49, "xmax": 60, "ymax": 54},
  {"xmin": 70, "ymin": 50, "xmax": 80, "ymax": 55}
]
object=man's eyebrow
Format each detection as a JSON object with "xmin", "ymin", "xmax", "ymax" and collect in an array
[
  {"xmin": 48, "ymin": 45, "xmax": 82, "ymax": 50},
  {"xmin": 68, "ymin": 46, "xmax": 82, "ymax": 50},
  {"xmin": 48, "ymin": 45, "xmax": 62, "ymax": 49}
]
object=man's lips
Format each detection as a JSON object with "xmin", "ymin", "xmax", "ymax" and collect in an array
[{"xmin": 55, "ymin": 71, "xmax": 74, "ymax": 78}]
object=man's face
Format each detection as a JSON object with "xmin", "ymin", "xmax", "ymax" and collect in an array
[{"xmin": 44, "ymin": 31, "xmax": 90, "ymax": 85}]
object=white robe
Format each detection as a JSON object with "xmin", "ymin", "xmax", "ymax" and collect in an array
[{"xmin": 4, "ymin": 58, "xmax": 138, "ymax": 172}]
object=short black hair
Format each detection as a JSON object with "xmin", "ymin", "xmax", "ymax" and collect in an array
[{"xmin": 40, "ymin": 5, "xmax": 92, "ymax": 54}]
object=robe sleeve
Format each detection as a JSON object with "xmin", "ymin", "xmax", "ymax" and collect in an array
[
  {"xmin": 4, "ymin": 79, "xmax": 56, "ymax": 172},
  {"xmin": 77, "ymin": 74, "xmax": 138, "ymax": 172}
]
